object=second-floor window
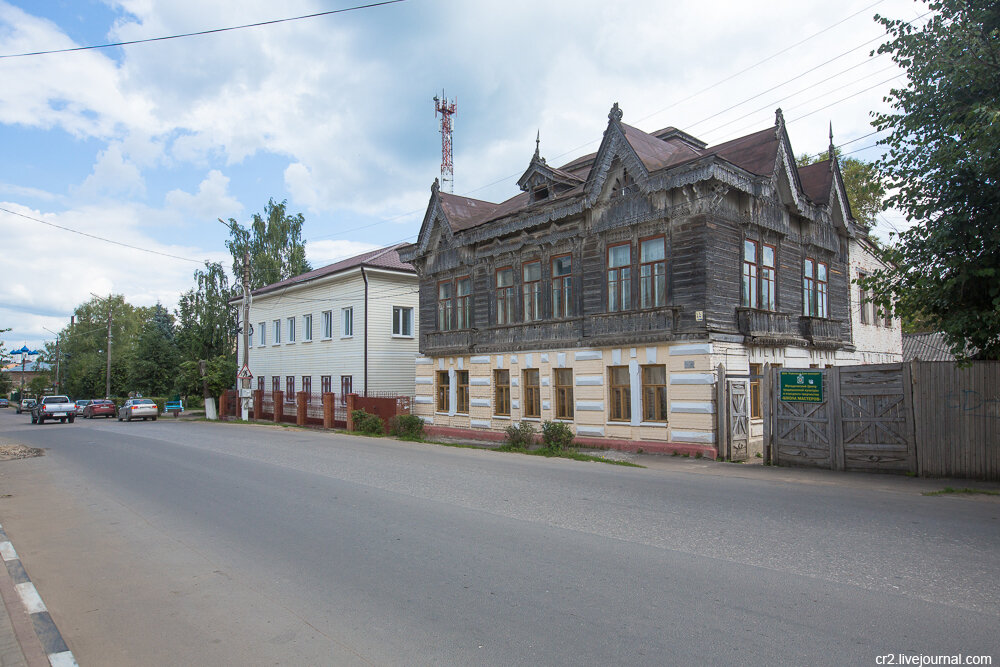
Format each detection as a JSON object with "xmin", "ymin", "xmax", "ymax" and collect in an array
[
  {"xmin": 551, "ymin": 255, "xmax": 573, "ymax": 318},
  {"xmin": 803, "ymin": 258, "xmax": 828, "ymax": 318},
  {"xmin": 457, "ymin": 277, "xmax": 472, "ymax": 329},
  {"xmin": 640, "ymin": 236, "xmax": 666, "ymax": 309},
  {"xmin": 273, "ymin": 319, "xmax": 281, "ymax": 344},
  {"xmin": 743, "ymin": 240, "xmax": 776, "ymax": 311},
  {"xmin": 608, "ymin": 243, "xmax": 632, "ymax": 312},
  {"xmin": 393, "ymin": 306, "xmax": 413, "ymax": 336},
  {"xmin": 523, "ymin": 261, "xmax": 542, "ymax": 322},
  {"xmin": 496, "ymin": 267, "xmax": 515, "ymax": 325},
  {"xmin": 259, "ymin": 322, "xmax": 266, "ymax": 346},
  {"xmin": 304, "ymin": 314, "xmax": 313, "ymax": 341},
  {"xmin": 287, "ymin": 317, "xmax": 296, "ymax": 342},
  {"xmin": 438, "ymin": 281, "xmax": 453, "ymax": 331},
  {"xmin": 858, "ymin": 271, "xmax": 871, "ymax": 325},
  {"xmin": 322, "ymin": 310, "xmax": 333, "ymax": 338},
  {"xmin": 342, "ymin": 307, "xmax": 354, "ymax": 337}
]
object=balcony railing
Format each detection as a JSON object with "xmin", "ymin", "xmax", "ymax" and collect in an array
[
  {"xmin": 585, "ymin": 307, "xmax": 681, "ymax": 341},
  {"xmin": 736, "ymin": 308, "xmax": 801, "ymax": 344},
  {"xmin": 799, "ymin": 316, "xmax": 844, "ymax": 343}
]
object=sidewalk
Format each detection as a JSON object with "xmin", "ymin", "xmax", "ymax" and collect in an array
[{"xmin": 0, "ymin": 528, "xmax": 48, "ymax": 667}]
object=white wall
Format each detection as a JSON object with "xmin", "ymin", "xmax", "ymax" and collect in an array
[
  {"xmin": 235, "ymin": 267, "xmax": 419, "ymax": 396},
  {"xmin": 848, "ymin": 237, "xmax": 903, "ymax": 363}
]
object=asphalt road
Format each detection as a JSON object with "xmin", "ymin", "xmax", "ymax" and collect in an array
[{"xmin": 0, "ymin": 409, "xmax": 997, "ymax": 666}]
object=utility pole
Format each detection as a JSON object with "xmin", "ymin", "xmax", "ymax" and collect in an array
[
  {"xmin": 240, "ymin": 250, "xmax": 251, "ymax": 420},
  {"xmin": 42, "ymin": 327, "xmax": 60, "ymax": 392}
]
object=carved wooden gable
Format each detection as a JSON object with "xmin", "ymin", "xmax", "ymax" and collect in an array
[
  {"xmin": 583, "ymin": 103, "xmax": 650, "ymax": 206},
  {"xmin": 414, "ymin": 181, "xmax": 455, "ymax": 257}
]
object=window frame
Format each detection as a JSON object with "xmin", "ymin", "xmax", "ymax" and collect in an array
[
  {"xmin": 522, "ymin": 260, "xmax": 542, "ymax": 322},
  {"xmin": 273, "ymin": 319, "xmax": 281, "ymax": 345},
  {"xmin": 551, "ymin": 254, "xmax": 574, "ymax": 319},
  {"xmin": 456, "ymin": 276, "xmax": 472, "ymax": 330},
  {"xmin": 437, "ymin": 280, "xmax": 454, "ymax": 331},
  {"xmin": 287, "ymin": 316, "xmax": 296, "ymax": 343},
  {"xmin": 272, "ymin": 376, "xmax": 280, "ymax": 393},
  {"xmin": 342, "ymin": 307, "xmax": 354, "ymax": 338},
  {"xmin": 302, "ymin": 376, "xmax": 312, "ymax": 403},
  {"xmin": 522, "ymin": 369, "xmax": 541, "ymax": 418},
  {"xmin": 607, "ymin": 242, "xmax": 632, "ymax": 312},
  {"xmin": 303, "ymin": 314, "xmax": 313, "ymax": 341},
  {"xmin": 322, "ymin": 310, "xmax": 333, "ymax": 339},
  {"xmin": 341, "ymin": 375, "xmax": 352, "ymax": 403},
  {"xmin": 803, "ymin": 258, "xmax": 829, "ymax": 318},
  {"xmin": 392, "ymin": 306, "xmax": 414, "ymax": 337},
  {"xmin": 259, "ymin": 322, "xmax": 266, "ymax": 346},
  {"xmin": 641, "ymin": 364, "xmax": 667, "ymax": 422},
  {"xmin": 321, "ymin": 375, "xmax": 332, "ymax": 395},
  {"xmin": 554, "ymin": 368, "xmax": 574, "ymax": 420},
  {"xmin": 456, "ymin": 370, "xmax": 469, "ymax": 414},
  {"xmin": 608, "ymin": 366, "xmax": 631, "ymax": 422},
  {"xmin": 493, "ymin": 369, "xmax": 511, "ymax": 416},
  {"xmin": 639, "ymin": 235, "xmax": 666, "ymax": 309},
  {"xmin": 743, "ymin": 239, "xmax": 777, "ymax": 311},
  {"xmin": 436, "ymin": 370, "xmax": 450, "ymax": 412},
  {"xmin": 749, "ymin": 363, "xmax": 763, "ymax": 420},
  {"xmin": 286, "ymin": 375, "xmax": 295, "ymax": 398},
  {"xmin": 496, "ymin": 266, "xmax": 515, "ymax": 325}
]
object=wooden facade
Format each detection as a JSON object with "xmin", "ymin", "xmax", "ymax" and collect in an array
[{"xmin": 400, "ymin": 104, "xmax": 896, "ymax": 452}]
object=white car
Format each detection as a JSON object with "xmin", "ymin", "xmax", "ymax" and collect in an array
[{"xmin": 118, "ymin": 398, "xmax": 158, "ymax": 422}]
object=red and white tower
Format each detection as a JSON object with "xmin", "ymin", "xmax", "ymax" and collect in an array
[{"xmin": 433, "ymin": 90, "xmax": 457, "ymax": 193}]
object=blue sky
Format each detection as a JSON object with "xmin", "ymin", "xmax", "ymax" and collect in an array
[{"xmin": 1, "ymin": 0, "xmax": 922, "ymax": 354}]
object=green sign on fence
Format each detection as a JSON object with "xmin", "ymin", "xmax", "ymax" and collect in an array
[{"xmin": 779, "ymin": 371, "xmax": 824, "ymax": 402}]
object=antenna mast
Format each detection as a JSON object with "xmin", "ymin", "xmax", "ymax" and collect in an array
[{"xmin": 433, "ymin": 90, "xmax": 457, "ymax": 193}]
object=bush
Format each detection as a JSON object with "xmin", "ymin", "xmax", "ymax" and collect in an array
[
  {"xmin": 388, "ymin": 414, "xmax": 424, "ymax": 440},
  {"xmin": 541, "ymin": 420, "xmax": 575, "ymax": 451},
  {"xmin": 503, "ymin": 421, "xmax": 536, "ymax": 450},
  {"xmin": 351, "ymin": 409, "xmax": 384, "ymax": 436}
]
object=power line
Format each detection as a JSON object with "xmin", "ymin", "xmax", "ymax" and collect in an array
[
  {"xmin": 0, "ymin": 206, "xmax": 205, "ymax": 264},
  {"xmin": 0, "ymin": 0, "xmax": 407, "ymax": 59}
]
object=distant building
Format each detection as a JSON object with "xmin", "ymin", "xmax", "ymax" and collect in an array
[
  {"xmin": 902, "ymin": 332, "xmax": 956, "ymax": 362},
  {"xmin": 232, "ymin": 244, "xmax": 419, "ymax": 400}
]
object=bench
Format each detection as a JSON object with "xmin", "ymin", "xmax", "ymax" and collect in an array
[{"xmin": 164, "ymin": 400, "xmax": 184, "ymax": 417}]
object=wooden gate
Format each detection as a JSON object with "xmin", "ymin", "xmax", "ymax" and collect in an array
[
  {"xmin": 768, "ymin": 364, "xmax": 916, "ymax": 473},
  {"xmin": 726, "ymin": 379, "xmax": 750, "ymax": 461}
]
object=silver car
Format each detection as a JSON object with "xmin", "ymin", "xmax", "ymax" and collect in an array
[{"xmin": 118, "ymin": 398, "xmax": 158, "ymax": 422}]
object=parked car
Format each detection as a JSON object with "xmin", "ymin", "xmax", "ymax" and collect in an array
[
  {"xmin": 31, "ymin": 395, "xmax": 76, "ymax": 424},
  {"xmin": 74, "ymin": 399, "xmax": 91, "ymax": 415},
  {"xmin": 0, "ymin": 398, "xmax": 8, "ymax": 408},
  {"xmin": 118, "ymin": 398, "xmax": 158, "ymax": 422},
  {"xmin": 16, "ymin": 399, "xmax": 35, "ymax": 414},
  {"xmin": 82, "ymin": 399, "xmax": 116, "ymax": 419}
]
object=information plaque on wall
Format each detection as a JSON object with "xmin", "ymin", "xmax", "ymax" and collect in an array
[{"xmin": 779, "ymin": 371, "xmax": 824, "ymax": 402}]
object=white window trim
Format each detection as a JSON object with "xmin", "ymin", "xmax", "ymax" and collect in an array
[
  {"xmin": 303, "ymin": 314, "xmax": 313, "ymax": 342},
  {"xmin": 287, "ymin": 317, "xmax": 296, "ymax": 344},
  {"xmin": 321, "ymin": 310, "xmax": 333, "ymax": 340},
  {"xmin": 341, "ymin": 307, "xmax": 354, "ymax": 338},
  {"xmin": 392, "ymin": 305, "xmax": 414, "ymax": 338}
]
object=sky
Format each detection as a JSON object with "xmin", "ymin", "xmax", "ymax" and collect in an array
[{"xmin": 0, "ymin": 0, "xmax": 926, "ymax": 355}]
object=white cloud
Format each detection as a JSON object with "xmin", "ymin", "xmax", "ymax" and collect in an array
[
  {"xmin": 306, "ymin": 239, "xmax": 380, "ymax": 268},
  {"xmin": 75, "ymin": 144, "xmax": 146, "ymax": 198},
  {"xmin": 165, "ymin": 170, "xmax": 243, "ymax": 221}
]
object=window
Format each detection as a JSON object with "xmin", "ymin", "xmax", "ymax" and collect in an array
[
  {"xmin": 287, "ymin": 316, "xmax": 296, "ymax": 343},
  {"xmin": 286, "ymin": 376, "xmax": 295, "ymax": 398},
  {"xmin": 272, "ymin": 376, "xmax": 280, "ymax": 393},
  {"xmin": 640, "ymin": 237, "xmax": 666, "ymax": 309},
  {"xmin": 554, "ymin": 368, "xmax": 573, "ymax": 419},
  {"xmin": 608, "ymin": 243, "xmax": 631, "ymax": 312},
  {"xmin": 803, "ymin": 259, "xmax": 828, "ymax": 318},
  {"xmin": 609, "ymin": 366, "xmax": 631, "ymax": 421},
  {"xmin": 523, "ymin": 261, "xmax": 542, "ymax": 322},
  {"xmin": 533, "ymin": 185, "xmax": 549, "ymax": 201},
  {"xmin": 496, "ymin": 267, "xmax": 515, "ymax": 325},
  {"xmin": 858, "ymin": 271, "xmax": 871, "ymax": 325},
  {"xmin": 743, "ymin": 240, "xmax": 776, "ymax": 311},
  {"xmin": 456, "ymin": 371, "xmax": 469, "ymax": 414},
  {"xmin": 321, "ymin": 375, "xmax": 332, "ymax": 395},
  {"xmin": 304, "ymin": 314, "xmax": 313, "ymax": 341},
  {"xmin": 259, "ymin": 322, "xmax": 266, "ymax": 346},
  {"xmin": 393, "ymin": 306, "xmax": 414, "ymax": 336},
  {"xmin": 436, "ymin": 371, "xmax": 450, "ymax": 412},
  {"xmin": 273, "ymin": 319, "xmax": 281, "ymax": 344},
  {"xmin": 342, "ymin": 307, "xmax": 354, "ymax": 337},
  {"xmin": 641, "ymin": 365, "xmax": 667, "ymax": 422},
  {"xmin": 302, "ymin": 376, "xmax": 312, "ymax": 402},
  {"xmin": 551, "ymin": 255, "xmax": 573, "ymax": 318},
  {"xmin": 750, "ymin": 363, "xmax": 762, "ymax": 419},
  {"xmin": 341, "ymin": 376, "xmax": 352, "ymax": 403},
  {"xmin": 438, "ymin": 281, "xmax": 453, "ymax": 331},
  {"xmin": 457, "ymin": 277, "xmax": 472, "ymax": 329},
  {"xmin": 258, "ymin": 377, "xmax": 265, "ymax": 392},
  {"xmin": 523, "ymin": 369, "xmax": 541, "ymax": 418},
  {"xmin": 322, "ymin": 310, "xmax": 333, "ymax": 338},
  {"xmin": 494, "ymin": 369, "xmax": 510, "ymax": 416}
]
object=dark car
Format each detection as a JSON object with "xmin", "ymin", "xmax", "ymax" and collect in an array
[{"xmin": 83, "ymin": 399, "xmax": 116, "ymax": 419}]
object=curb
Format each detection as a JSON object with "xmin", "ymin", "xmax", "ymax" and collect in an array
[{"xmin": 0, "ymin": 525, "xmax": 77, "ymax": 667}]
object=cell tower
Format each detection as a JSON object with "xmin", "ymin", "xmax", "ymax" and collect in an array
[{"xmin": 433, "ymin": 90, "xmax": 457, "ymax": 193}]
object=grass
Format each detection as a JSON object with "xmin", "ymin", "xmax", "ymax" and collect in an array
[{"xmin": 922, "ymin": 487, "xmax": 1000, "ymax": 497}]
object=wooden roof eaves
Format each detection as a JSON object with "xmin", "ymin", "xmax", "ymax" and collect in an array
[
  {"xmin": 582, "ymin": 116, "xmax": 650, "ymax": 207},
  {"xmin": 408, "ymin": 184, "xmax": 455, "ymax": 260},
  {"xmin": 452, "ymin": 192, "xmax": 589, "ymax": 247}
]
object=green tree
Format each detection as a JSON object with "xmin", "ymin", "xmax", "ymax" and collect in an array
[
  {"xmin": 223, "ymin": 198, "xmax": 311, "ymax": 292},
  {"xmin": 796, "ymin": 151, "xmax": 886, "ymax": 229},
  {"xmin": 0, "ymin": 328, "xmax": 10, "ymax": 396},
  {"xmin": 865, "ymin": 0, "xmax": 1000, "ymax": 360},
  {"xmin": 59, "ymin": 296, "xmax": 146, "ymax": 398},
  {"xmin": 175, "ymin": 261, "xmax": 236, "ymax": 363},
  {"xmin": 128, "ymin": 304, "xmax": 180, "ymax": 396}
]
